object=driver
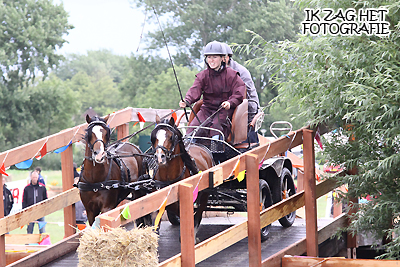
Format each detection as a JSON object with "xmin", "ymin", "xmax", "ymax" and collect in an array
[{"xmin": 179, "ymin": 41, "xmax": 245, "ymax": 140}]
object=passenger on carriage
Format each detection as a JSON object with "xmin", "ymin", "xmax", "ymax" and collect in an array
[
  {"xmin": 179, "ymin": 41, "xmax": 245, "ymax": 142},
  {"xmin": 222, "ymin": 43, "xmax": 261, "ymax": 144}
]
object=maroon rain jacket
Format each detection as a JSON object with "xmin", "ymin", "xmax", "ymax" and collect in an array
[{"xmin": 184, "ymin": 64, "xmax": 245, "ymax": 139}]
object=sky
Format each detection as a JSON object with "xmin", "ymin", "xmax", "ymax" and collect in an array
[{"xmin": 55, "ymin": 0, "xmax": 150, "ymax": 56}]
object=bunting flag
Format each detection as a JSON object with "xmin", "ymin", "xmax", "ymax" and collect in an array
[
  {"xmin": 237, "ymin": 170, "xmax": 246, "ymax": 182},
  {"xmin": 137, "ymin": 112, "xmax": 146, "ymax": 122},
  {"xmin": 121, "ymin": 206, "xmax": 131, "ymax": 220},
  {"xmin": 0, "ymin": 163, "xmax": 9, "ymax": 176},
  {"xmin": 171, "ymin": 110, "xmax": 177, "ymax": 122},
  {"xmin": 315, "ymin": 126, "xmax": 323, "ymax": 150},
  {"xmin": 193, "ymin": 186, "xmax": 199, "ymax": 203},
  {"xmin": 35, "ymin": 142, "xmax": 47, "ymax": 160},
  {"xmin": 54, "ymin": 141, "xmax": 72, "ymax": 154},
  {"xmin": 233, "ymin": 159, "xmax": 241, "ymax": 178},
  {"xmin": 133, "ymin": 121, "xmax": 139, "ymax": 127},
  {"xmin": 15, "ymin": 159, "xmax": 33, "ymax": 169},
  {"xmin": 38, "ymin": 221, "xmax": 47, "ymax": 230},
  {"xmin": 193, "ymin": 171, "xmax": 202, "ymax": 203},
  {"xmin": 139, "ymin": 122, "xmax": 145, "ymax": 130},
  {"xmin": 39, "ymin": 235, "xmax": 51, "ymax": 245},
  {"xmin": 154, "ymin": 194, "xmax": 169, "ymax": 228},
  {"xmin": 92, "ymin": 216, "xmax": 100, "ymax": 229}
]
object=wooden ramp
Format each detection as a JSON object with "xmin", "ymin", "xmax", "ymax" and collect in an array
[{"xmin": 40, "ymin": 217, "xmax": 338, "ymax": 267}]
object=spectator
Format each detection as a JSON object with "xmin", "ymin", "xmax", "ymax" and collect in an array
[
  {"xmin": 23, "ymin": 171, "xmax": 48, "ymax": 234},
  {"xmin": 3, "ymin": 176, "xmax": 13, "ymax": 216},
  {"xmin": 34, "ymin": 167, "xmax": 46, "ymax": 185},
  {"xmin": 73, "ymin": 163, "xmax": 80, "ymax": 179}
]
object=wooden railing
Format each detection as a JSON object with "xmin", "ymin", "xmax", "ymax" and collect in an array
[
  {"xmin": 0, "ymin": 107, "xmax": 184, "ymax": 267},
  {"xmin": 0, "ymin": 107, "xmax": 348, "ymax": 267},
  {"xmin": 96, "ymin": 128, "xmax": 346, "ymax": 266}
]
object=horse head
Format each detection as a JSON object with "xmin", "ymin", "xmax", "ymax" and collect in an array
[
  {"xmin": 85, "ymin": 114, "xmax": 111, "ymax": 164},
  {"xmin": 151, "ymin": 116, "xmax": 183, "ymax": 166}
]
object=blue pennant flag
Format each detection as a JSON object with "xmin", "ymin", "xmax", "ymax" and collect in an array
[
  {"xmin": 92, "ymin": 216, "xmax": 100, "ymax": 229},
  {"xmin": 54, "ymin": 141, "xmax": 72, "ymax": 154},
  {"xmin": 15, "ymin": 159, "xmax": 33, "ymax": 169},
  {"xmin": 38, "ymin": 221, "xmax": 47, "ymax": 230}
]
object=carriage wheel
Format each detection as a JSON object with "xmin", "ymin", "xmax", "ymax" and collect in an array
[
  {"xmin": 259, "ymin": 179, "xmax": 273, "ymax": 242},
  {"xmin": 278, "ymin": 167, "xmax": 296, "ymax": 227},
  {"xmin": 167, "ymin": 210, "xmax": 180, "ymax": 226}
]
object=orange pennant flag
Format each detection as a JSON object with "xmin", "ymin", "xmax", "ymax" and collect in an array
[
  {"xmin": 0, "ymin": 163, "xmax": 9, "ymax": 176},
  {"xmin": 35, "ymin": 143, "xmax": 47, "ymax": 160},
  {"xmin": 137, "ymin": 112, "xmax": 146, "ymax": 123},
  {"xmin": 171, "ymin": 110, "xmax": 177, "ymax": 122},
  {"xmin": 233, "ymin": 159, "xmax": 240, "ymax": 178},
  {"xmin": 154, "ymin": 197, "xmax": 168, "ymax": 228},
  {"xmin": 132, "ymin": 121, "xmax": 138, "ymax": 127}
]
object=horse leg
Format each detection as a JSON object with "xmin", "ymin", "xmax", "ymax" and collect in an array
[{"xmin": 193, "ymin": 191, "xmax": 210, "ymax": 243}]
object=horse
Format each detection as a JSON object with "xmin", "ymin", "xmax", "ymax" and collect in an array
[
  {"xmin": 150, "ymin": 116, "xmax": 214, "ymax": 241},
  {"xmin": 78, "ymin": 114, "xmax": 147, "ymax": 226}
]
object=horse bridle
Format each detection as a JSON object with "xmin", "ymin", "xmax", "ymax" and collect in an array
[
  {"xmin": 152, "ymin": 123, "xmax": 183, "ymax": 162},
  {"xmin": 86, "ymin": 120, "xmax": 111, "ymax": 158}
]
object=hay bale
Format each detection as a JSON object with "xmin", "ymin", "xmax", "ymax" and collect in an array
[{"xmin": 77, "ymin": 226, "xmax": 158, "ymax": 267}]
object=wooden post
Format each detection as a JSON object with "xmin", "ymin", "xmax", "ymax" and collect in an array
[
  {"xmin": 117, "ymin": 123, "xmax": 129, "ymax": 142},
  {"xmin": 347, "ymin": 167, "xmax": 358, "ymax": 259},
  {"xmin": 0, "ymin": 173, "xmax": 5, "ymax": 267},
  {"xmin": 61, "ymin": 144, "xmax": 76, "ymax": 238},
  {"xmin": 246, "ymin": 153, "xmax": 262, "ymax": 267},
  {"xmin": 179, "ymin": 183, "xmax": 195, "ymax": 267},
  {"xmin": 303, "ymin": 129, "xmax": 318, "ymax": 257}
]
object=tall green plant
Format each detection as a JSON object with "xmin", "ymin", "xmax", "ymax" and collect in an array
[{"xmin": 242, "ymin": 0, "xmax": 400, "ymax": 258}]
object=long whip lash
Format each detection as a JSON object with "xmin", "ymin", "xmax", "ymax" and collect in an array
[{"xmin": 151, "ymin": 6, "xmax": 190, "ymax": 123}]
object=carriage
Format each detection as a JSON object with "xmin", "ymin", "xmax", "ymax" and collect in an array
[
  {"xmin": 78, "ymin": 100, "xmax": 297, "ymax": 242},
  {"xmin": 148, "ymin": 99, "xmax": 297, "ymax": 241}
]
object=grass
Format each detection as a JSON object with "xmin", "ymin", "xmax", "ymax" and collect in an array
[{"xmin": 6, "ymin": 170, "xmax": 73, "ymax": 244}]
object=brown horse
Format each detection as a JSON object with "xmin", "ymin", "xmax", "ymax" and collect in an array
[
  {"xmin": 150, "ymin": 116, "xmax": 214, "ymax": 240},
  {"xmin": 78, "ymin": 114, "xmax": 146, "ymax": 226}
]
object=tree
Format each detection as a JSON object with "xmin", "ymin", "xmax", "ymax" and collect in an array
[
  {"xmin": 0, "ymin": 0, "xmax": 73, "ymax": 151},
  {"xmin": 0, "ymin": 0, "xmax": 73, "ymax": 87},
  {"xmin": 133, "ymin": 65, "xmax": 198, "ymax": 109},
  {"xmin": 118, "ymin": 54, "xmax": 170, "ymax": 107},
  {"xmin": 68, "ymin": 71, "xmax": 124, "ymax": 120},
  {"xmin": 130, "ymin": 0, "xmax": 303, "ymax": 128},
  {"xmin": 131, "ymin": 0, "xmax": 301, "ymax": 64},
  {"xmin": 244, "ymin": 0, "xmax": 400, "ymax": 258},
  {"xmin": 55, "ymin": 49, "xmax": 128, "ymax": 83}
]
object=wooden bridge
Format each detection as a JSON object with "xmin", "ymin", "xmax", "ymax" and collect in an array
[{"xmin": 0, "ymin": 107, "xmax": 394, "ymax": 267}]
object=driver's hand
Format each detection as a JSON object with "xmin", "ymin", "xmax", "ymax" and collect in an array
[
  {"xmin": 179, "ymin": 100, "xmax": 188, "ymax": 108},
  {"xmin": 221, "ymin": 101, "xmax": 230, "ymax": 110}
]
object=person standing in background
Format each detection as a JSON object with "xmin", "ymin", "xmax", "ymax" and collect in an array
[
  {"xmin": 34, "ymin": 167, "xmax": 46, "ymax": 185},
  {"xmin": 3, "ymin": 176, "xmax": 13, "ymax": 216},
  {"xmin": 23, "ymin": 171, "xmax": 48, "ymax": 234}
]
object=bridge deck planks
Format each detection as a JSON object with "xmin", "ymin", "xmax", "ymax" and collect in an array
[{"xmin": 43, "ymin": 217, "xmax": 333, "ymax": 267}]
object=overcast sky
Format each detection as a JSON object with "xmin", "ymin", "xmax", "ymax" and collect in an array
[{"xmin": 55, "ymin": 0, "xmax": 149, "ymax": 56}]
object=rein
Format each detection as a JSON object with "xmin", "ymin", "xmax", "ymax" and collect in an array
[{"xmin": 108, "ymin": 108, "xmax": 181, "ymax": 147}]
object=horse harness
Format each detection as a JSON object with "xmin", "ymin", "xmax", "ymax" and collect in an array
[
  {"xmin": 150, "ymin": 123, "xmax": 200, "ymax": 189},
  {"xmin": 76, "ymin": 141, "xmax": 154, "ymax": 193}
]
